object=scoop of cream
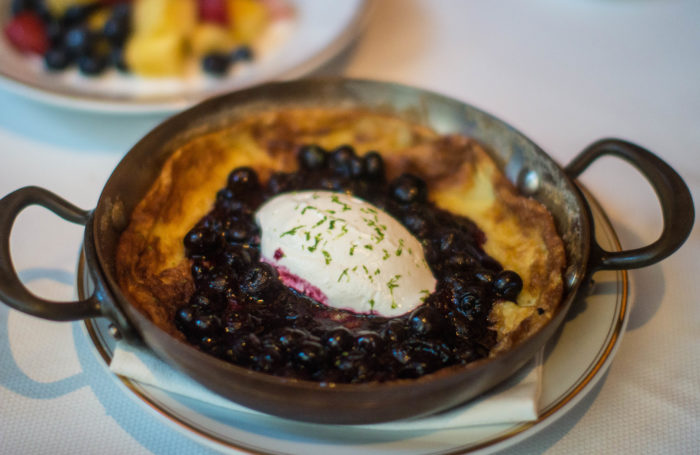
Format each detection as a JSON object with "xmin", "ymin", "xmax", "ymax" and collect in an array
[{"xmin": 255, "ymin": 191, "xmax": 436, "ymax": 317}]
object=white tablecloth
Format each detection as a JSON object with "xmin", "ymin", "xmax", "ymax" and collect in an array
[{"xmin": 1, "ymin": 1, "xmax": 698, "ymax": 454}]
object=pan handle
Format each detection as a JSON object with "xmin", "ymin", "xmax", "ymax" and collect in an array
[
  {"xmin": 0, "ymin": 186, "xmax": 103, "ymax": 320},
  {"xmin": 565, "ymin": 139, "xmax": 694, "ymax": 271}
]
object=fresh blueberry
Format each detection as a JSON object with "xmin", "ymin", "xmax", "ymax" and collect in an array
[
  {"xmin": 297, "ymin": 144, "xmax": 327, "ymax": 170},
  {"xmin": 493, "ymin": 270, "xmax": 523, "ymax": 300},
  {"xmin": 202, "ymin": 52, "xmax": 230, "ymax": 76},
  {"xmin": 390, "ymin": 173, "xmax": 428, "ymax": 204},
  {"xmin": 44, "ymin": 46, "xmax": 72, "ymax": 70},
  {"xmin": 77, "ymin": 53, "xmax": 108, "ymax": 76},
  {"xmin": 230, "ymin": 45, "xmax": 253, "ymax": 62}
]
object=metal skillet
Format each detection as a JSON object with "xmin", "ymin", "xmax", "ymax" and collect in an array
[{"xmin": 0, "ymin": 78, "xmax": 693, "ymax": 424}]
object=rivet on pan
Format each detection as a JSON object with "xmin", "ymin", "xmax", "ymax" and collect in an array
[
  {"xmin": 108, "ymin": 324, "xmax": 122, "ymax": 340},
  {"xmin": 518, "ymin": 169, "xmax": 540, "ymax": 195}
]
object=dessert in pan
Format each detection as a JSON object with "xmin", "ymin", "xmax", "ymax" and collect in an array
[{"xmin": 115, "ymin": 108, "xmax": 566, "ymax": 383}]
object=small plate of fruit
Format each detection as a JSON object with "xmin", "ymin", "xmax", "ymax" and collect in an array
[{"xmin": 0, "ymin": 0, "xmax": 370, "ymax": 112}]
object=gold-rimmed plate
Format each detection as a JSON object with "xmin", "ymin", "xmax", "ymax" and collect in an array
[
  {"xmin": 0, "ymin": 0, "xmax": 372, "ymax": 114},
  {"xmin": 80, "ymin": 186, "xmax": 628, "ymax": 454}
]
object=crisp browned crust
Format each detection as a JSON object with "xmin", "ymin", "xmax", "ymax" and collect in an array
[{"xmin": 116, "ymin": 108, "xmax": 565, "ymax": 351}]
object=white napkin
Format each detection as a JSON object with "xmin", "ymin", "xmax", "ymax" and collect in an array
[{"xmin": 109, "ymin": 341, "xmax": 542, "ymax": 430}]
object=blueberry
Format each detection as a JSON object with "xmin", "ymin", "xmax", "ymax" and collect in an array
[
  {"xmin": 78, "ymin": 53, "xmax": 108, "ymax": 76},
  {"xmin": 110, "ymin": 47, "xmax": 128, "ymax": 72},
  {"xmin": 323, "ymin": 326, "xmax": 353, "ymax": 352},
  {"xmin": 11, "ymin": 0, "xmax": 36, "ymax": 15},
  {"xmin": 220, "ymin": 245, "xmax": 252, "ymax": 271},
  {"xmin": 64, "ymin": 26, "xmax": 92, "ymax": 56},
  {"xmin": 230, "ymin": 45, "xmax": 253, "ymax": 62},
  {"xmin": 362, "ymin": 151, "xmax": 384, "ymax": 181},
  {"xmin": 202, "ymin": 53, "xmax": 230, "ymax": 76},
  {"xmin": 382, "ymin": 319, "xmax": 407, "ymax": 344},
  {"xmin": 297, "ymin": 144, "xmax": 327, "ymax": 170},
  {"xmin": 294, "ymin": 341, "xmax": 324, "ymax": 369},
  {"xmin": 46, "ymin": 21, "xmax": 65, "ymax": 45},
  {"xmin": 223, "ymin": 220, "xmax": 255, "ymax": 244},
  {"xmin": 227, "ymin": 333, "xmax": 261, "ymax": 364},
  {"xmin": 355, "ymin": 331, "xmax": 384, "ymax": 354},
  {"xmin": 329, "ymin": 145, "xmax": 357, "ymax": 177},
  {"xmin": 390, "ymin": 174, "xmax": 428, "ymax": 204},
  {"xmin": 402, "ymin": 210, "xmax": 429, "ymax": 237},
  {"xmin": 227, "ymin": 167, "xmax": 259, "ymax": 192},
  {"xmin": 174, "ymin": 305, "xmax": 197, "ymax": 332},
  {"xmin": 194, "ymin": 313, "xmax": 222, "ymax": 336},
  {"xmin": 184, "ymin": 227, "xmax": 216, "ymax": 254},
  {"xmin": 266, "ymin": 172, "xmax": 293, "ymax": 195},
  {"xmin": 277, "ymin": 327, "xmax": 309, "ymax": 351},
  {"xmin": 493, "ymin": 270, "xmax": 523, "ymax": 300},
  {"xmin": 454, "ymin": 286, "xmax": 488, "ymax": 321},
  {"xmin": 408, "ymin": 306, "xmax": 443, "ymax": 337},
  {"xmin": 62, "ymin": 4, "xmax": 98, "ymax": 25},
  {"xmin": 103, "ymin": 13, "xmax": 130, "ymax": 46},
  {"xmin": 474, "ymin": 269, "xmax": 495, "ymax": 284},
  {"xmin": 256, "ymin": 345, "xmax": 283, "ymax": 372},
  {"xmin": 44, "ymin": 46, "xmax": 72, "ymax": 70},
  {"xmin": 240, "ymin": 264, "xmax": 278, "ymax": 298}
]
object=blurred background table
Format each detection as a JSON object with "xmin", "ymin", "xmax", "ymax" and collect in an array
[{"xmin": 1, "ymin": 1, "xmax": 698, "ymax": 453}]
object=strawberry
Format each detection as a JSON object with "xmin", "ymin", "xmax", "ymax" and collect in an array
[
  {"xmin": 198, "ymin": 0, "xmax": 228, "ymax": 25},
  {"xmin": 4, "ymin": 11, "xmax": 48, "ymax": 55}
]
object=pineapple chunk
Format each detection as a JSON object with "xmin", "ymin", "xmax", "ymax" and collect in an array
[
  {"xmin": 227, "ymin": 0, "xmax": 269, "ymax": 44},
  {"xmin": 190, "ymin": 23, "xmax": 237, "ymax": 56},
  {"xmin": 44, "ymin": 0, "xmax": 95, "ymax": 18},
  {"xmin": 132, "ymin": 0, "xmax": 197, "ymax": 36},
  {"xmin": 125, "ymin": 32, "xmax": 187, "ymax": 77}
]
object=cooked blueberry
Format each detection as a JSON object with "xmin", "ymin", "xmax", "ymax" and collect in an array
[
  {"xmin": 277, "ymin": 327, "xmax": 309, "ymax": 350},
  {"xmin": 220, "ymin": 245, "xmax": 252, "ymax": 271},
  {"xmin": 194, "ymin": 313, "xmax": 222, "ymax": 336},
  {"xmin": 297, "ymin": 144, "xmax": 327, "ymax": 170},
  {"xmin": 294, "ymin": 341, "xmax": 324, "ymax": 368},
  {"xmin": 44, "ymin": 47, "xmax": 72, "ymax": 70},
  {"xmin": 323, "ymin": 326, "xmax": 353, "ymax": 352},
  {"xmin": 223, "ymin": 220, "xmax": 255, "ymax": 244},
  {"xmin": 227, "ymin": 333, "xmax": 261, "ymax": 364},
  {"xmin": 175, "ymin": 305, "xmax": 197, "ymax": 330},
  {"xmin": 77, "ymin": 54, "xmax": 108, "ymax": 76},
  {"xmin": 256, "ymin": 345, "xmax": 283, "ymax": 372},
  {"xmin": 382, "ymin": 319, "xmax": 407, "ymax": 344},
  {"xmin": 493, "ymin": 270, "xmax": 523, "ymax": 300},
  {"xmin": 202, "ymin": 53, "xmax": 230, "ymax": 75},
  {"xmin": 227, "ymin": 167, "xmax": 259, "ymax": 192},
  {"xmin": 355, "ymin": 331, "xmax": 384, "ymax": 354},
  {"xmin": 362, "ymin": 151, "xmax": 384, "ymax": 180},
  {"xmin": 230, "ymin": 45, "xmax": 253, "ymax": 62},
  {"xmin": 402, "ymin": 210, "xmax": 429, "ymax": 237},
  {"xmin": 390, "ymin": 173, "xmax": 428, "ymax": 204},
  {"xmin": 184, "ymin": 227, "xmax": 216, "ymax": 253},
  {"xmin": 329, "ymin": 145, "xmax": 356, "ymax": 177},
  {"xmin": 474, "ymin": 269, "xmax": 495, "ymax": 284},
  {"xmin": 408, "ymin": 306, "xmax": 443, "ymax": 337},
  {"xmin": 240, "ymin": 264, "xmax": 278, "ymax": 298},
  {"xmin": 454, "ymin": 286, "xmax": 488, "ymax": 321}
]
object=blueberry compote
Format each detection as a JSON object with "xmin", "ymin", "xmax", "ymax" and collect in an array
[{"xmin": 176, "ymin": 144, "xmax": 523, "ymax": 383}]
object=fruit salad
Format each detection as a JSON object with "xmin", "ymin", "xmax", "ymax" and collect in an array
[{"xmin": 3, "ymin": 0, "xmax": 292, "ymax": 78}]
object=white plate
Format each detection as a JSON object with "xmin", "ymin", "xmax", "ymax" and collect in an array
[
  {"xmin": 81, "ymin": 188, "xmax": 628, "ymax": 454},
  {"xmin": 0, "ymin": 0, "xmax": 372, "ymax": 114}
]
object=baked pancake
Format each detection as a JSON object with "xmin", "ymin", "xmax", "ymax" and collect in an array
[{"xmin": 116, "ymin": 108, "xmax": 566, "ymax": 380}]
